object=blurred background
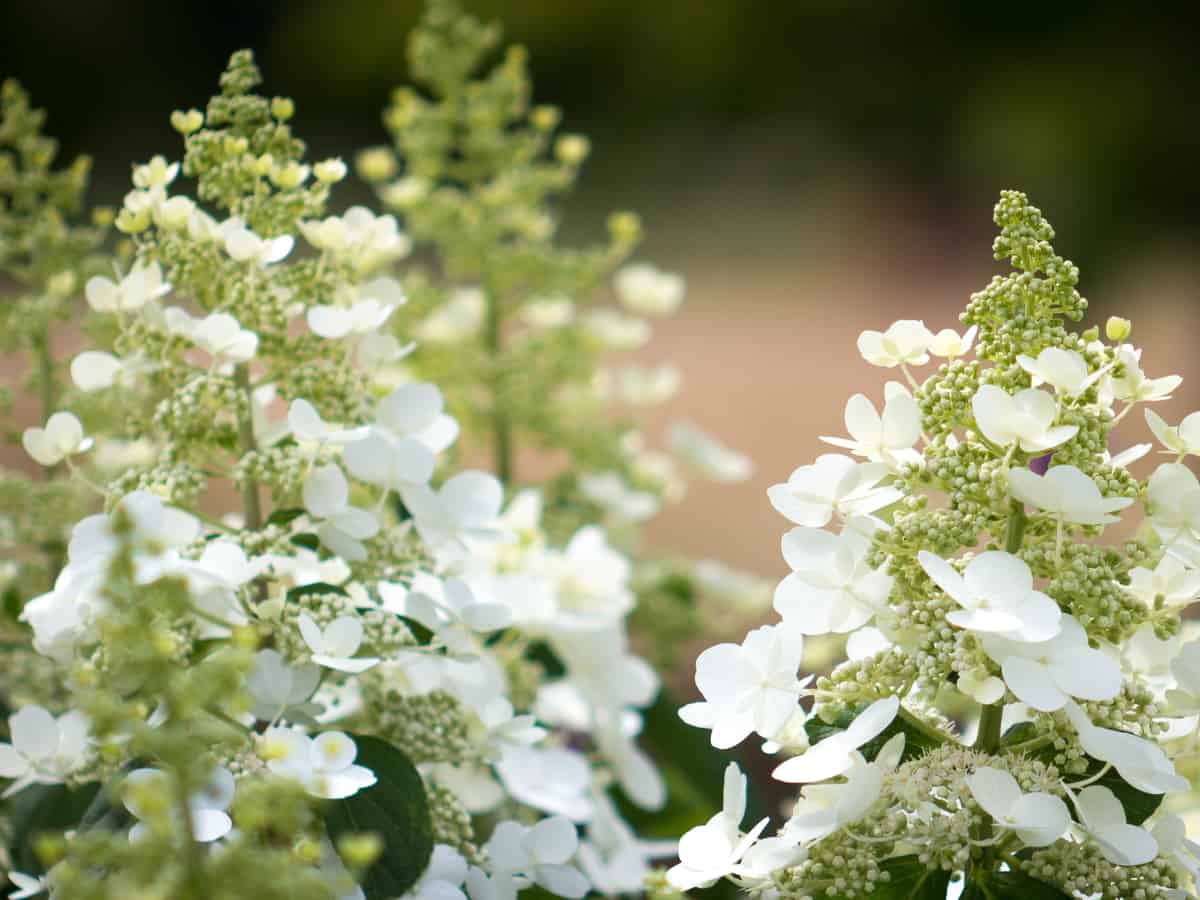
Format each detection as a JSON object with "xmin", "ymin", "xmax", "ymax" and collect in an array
[{"xmin": 3, "ymin": 0, "xmax": 1199, "ymax": 583}]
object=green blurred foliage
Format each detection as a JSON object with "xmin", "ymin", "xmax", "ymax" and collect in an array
[{"xmin": 2, "ymin": 0, "xmax": 1197, "ymax": 270}]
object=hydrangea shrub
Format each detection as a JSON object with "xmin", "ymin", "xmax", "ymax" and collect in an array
[
  {"xmin": 0, "ymin": 3, "xmax": 761, "ymax": 899},
  {"xmin": 671, "ymin": 192, "xmax": 1200, "ymax": 899}
]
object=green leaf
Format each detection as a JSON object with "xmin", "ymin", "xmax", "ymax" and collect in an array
[
  {"xmin": 875, "ymin": 856, "xmax": 952, "ymax": 899},
  {"xmin": 323, "ymin": 734, "xmax": 433, "ymax": 899},
  {"xmin": 7, "ymin": 782, "xmax": 99, "ymax": 874},
  {"xmin": 961, "ymin": 868, "xmax": 1072, "ymax": 899},
  {"xmin": 821, "ymin": 856, "xmax": 949, "ymax": 900},
  {"xmin": 289, "ymin": 533, "xmax": 320, "ymax": 552},
  {"xmin": 287, "ymin": 581, "xmax": 348, "ymax": 601},
  {"xmin": 266, "ymin": 507, "xmax": 305, "ymax": 527},
  {"xmin": 805, "ymin": 704, "xmax": 944, "ymax": 763}
]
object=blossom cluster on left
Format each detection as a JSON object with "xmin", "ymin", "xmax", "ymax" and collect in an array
[{"xmin": 0, "ymin": 43, "xmax": 691, "ymax": 900}]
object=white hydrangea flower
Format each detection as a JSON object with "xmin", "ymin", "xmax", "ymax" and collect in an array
[
  {"xmin": 1165, "ymin": 641, "xmax": 1200, "ymax": 715},
  {"xmin": 298, "ymin": 615, "xmax": 380, "ymax": 674},
  {"xmin": 123, "ymin": 766, "xmax": 234, "ymax": 843},
  {"xmin": 404, "ymin": 845, "xmax": 468, "ymax": 900},
  {"xmin": 0, "ymin": 706, "xmax": 90, "ymax": 796},
  {"xmin": 132, "ymin": 155, "xmax": 179, "ymax": 189},
  {"xmin": 405, "ymin": 471, "xmax": 505, "ymax": 554},
  {"xmin": 821, "ymin": 382, "xmax": 922, "ymax": 469},
  {"xmin": 520, "ymin": 296, "xmax": 574, "ymax": 329},
  {"xmin": 220, "ymin": 217, "xmax": 293, "ymax": 265},
  {"xmin": 416, "ymin": 287, "xmax": 485, "ymax": 343},
  {"xmin": 668, "ymin": 421, "xmax": 753, "ymax": 483},
  {"xmin": 774, "ymin": 526, "xmax": 893, "ymax": 635},
  {"xmin": 540, "ymin": 526, "xmax": 634, "ymax": 626},
  {"xmin": 771, "ymin": 695, "xmax": 899, "ymax": 783},
  {"xmin": 580, "ymin": 309, "xmax": 650, "ymax": 351},
  {"xmin": 767, "ymin": 454, "xmax": 901, "ymax": 528},
  {"xmin": 496, "ymin": 745, "xmax": 593, "ymax": 822},
  {"xmin": 1070, "ymin": 784, "xmax": 1158, "ymax": 866},
  {"xmin": 1151, "ymin": 815, "xmax": 1200, "ymax": 885},
  {"xmin": 260, "ymin": 728, "xmax": 376, "ymax": 799},
  {"xmin": 613, "ymin": 263, "xmax": 684, "ymax": 317},
  {"xmin": 1146, "ymin": 463, "xmax": 1200, "ymax": 547},
  {"xmin": 1007, "ymin": 464, "xmax": 1134, "ymax": 525},
  {"xmin": 1145, "ymin": 409, "xmax": 1200, "ymax": 458},
  {"xmin": 971, "ymin": 385, "xmax": 1078, "ymax": 453},
  {"xmin": 1126, "ymin": 555, "xmax": 1200, "ymax": 613},
  {"xmin": 384, "ymin": 575, "xmax": 511, "ymax": 656},
  {"xmin": 307, "ymin": 296, "xmax": 398, "ymax": 340},
  {"xmin": 85, "ymin": 260, "xmax": 171, "ymax": 312},
  {"xmin": 22, "ymin": 412, "xmax": 91, "ymax": 467},
  {"xmin": 187, "ymin": 312, "xmax": 259, "ymax": 364},
  {"xmin": 1016, "ymin": 346, "xmax": 1103, "ymax": 396},
  {"xmin": 70, "ymin": 350, "xmax": 126, "ymax": 392},
  {"xmin": 299, "ymin": 206, "xmax": 410, "ymax": 269},
  {"xmin": 483, "ymin": 817, "xmax": 589, "ymax": 899},
  {"xmin": 578, "ymin": 791, "xmax": 675, "ymax": 895},
  {"xmin": 929, "ymin": 325, "xmax": 977, "ymax": 358},
  {"xmin": 375, "ymin": 382, "xmax": 459, "ymax": 452},
  {"xmin": 783, "ymin": 734, "xmax": 905, "ymax": 843},
  {"xmin": 679, "ymin": 622, "xmax": 810, "ymax": 750},
  {"xmin": 302, "ymin": 464, "xmax": 380, "ymax": 561},
  {"xmin": 287, "ymin": 399, "xmax": 369, "ymax": 446},
  {"xmin": 965, "ymin": 766, "xmax": 1069, "ymax": 847},
  {"xmin": 856, "ymin": 319, "xmax": 934, "ymax": 368},
  {"xmin": 667, "ymin": 763, "xmax": 797, "ymax": 891},
  {"xmin": 1063, "ymin": 702, "xmax": 1188, "ymax": 795},
  {"xmin": 1105, "ymin": 345, "xmax": 1181, "ymax": 404},
  {"xmin": 918, "ymin": 550, "xmax": 1061, "ymax": 642},
  {"xmin": 981, "ymin": 615, "xmax": 1121, "ymax": 712},
  {"xmin": 577, "ymin": 472, "xmax": 659, "ymax": 522},
  {"xmin": 245, "ymin": 649, "xmax": 322, "ymax": 724}
]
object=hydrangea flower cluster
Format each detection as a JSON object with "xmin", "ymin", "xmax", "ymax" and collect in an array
[
  {"xmin": 0, "ymin": 3, "xmax": 761, "ymax": 898},
  {"xmin": 674, "ymin": 192, "xmax": 1200, "ymax": 899}
]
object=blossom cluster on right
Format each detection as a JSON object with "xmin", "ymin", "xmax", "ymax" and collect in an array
[{"xmin": 673, "ymin": 191, "xmax": 1200, "ymax": 899}]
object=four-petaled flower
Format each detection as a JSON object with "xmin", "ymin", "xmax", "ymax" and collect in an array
[
  {"xmin": 918, "ymin": 550, "xmax": 1061, "ymax": 642},
  {"xmin": 965, "ymin": 766, "xmax": 1070, "ymax": 847},
  {"xmin": 679, "ymin": 622, "xmax": 811, "ymax": 749}
]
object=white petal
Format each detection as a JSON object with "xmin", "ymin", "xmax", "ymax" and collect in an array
[
  {"xmin": 1002, "ymin": 657, "xmax": 1067, "ymax": 712},
  {"xmin": 529, "ymin": 815, "xmax": 579, "ymax": 865},
  {"xmin": 9, "ymin": 706, "xmax": 58, "ymax": 761},
  {"xmin": 303, "ymin": 465, "xmax": 349, "ymax": 519},
  {"xmin": 965, "ymin": 766, "xmax": 1021, "ymax": 821}
]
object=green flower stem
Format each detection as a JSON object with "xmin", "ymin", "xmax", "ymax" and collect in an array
[
  {"xmin": 233, "ymin": 363, "xmax": 263, "ymax": 530},
  {"xmin": 969, "ymin": 499, "xmax": 1027, "ymax": 878},
  {"xmin": 898, "ymin": 705, "xmax": 949, "ymax": 747},
  {"xmin": 484, "ymin": 283, "xmax": 513, "ymax": 486}
]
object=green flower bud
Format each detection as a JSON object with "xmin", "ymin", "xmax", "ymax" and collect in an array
[
  {"xmin": 1105, "ymin": 315, "xmax": 1132, "ymax": 341},
  {"xmin": 169, "ymin": 108, "xmax": 204, "ymax": 134},
  {"xmin": 270, "ymin": 96, "xmax": 295, "ymax": 121}
]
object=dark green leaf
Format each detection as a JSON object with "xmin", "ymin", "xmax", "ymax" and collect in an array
[
  {"xmin": 805, "ymin": 704, "xmax": 945, "ymax": 763},
  {"xmin": 287, "ymin": 581, "xmax": 348, "ymax": 601},
  {"xmin": 289, "ymin": 534, "xmax": 320, "ymax": 552},
  {"xmin": 998, "ymin": 721, "xmax": 1038, "ymax": 748},
  {"xmin": 962, "ymin": 868, "xmax": 1072, "ymax": 899},
  {"xmin": 266, "ymin": 507, "xmax": 306, "ymax": 527},
  {"xmin": 7, "ymin": 782, "xmax": 99, "ymax": 873},
  {"xmin": 821, "ymin": 856, "xmax": 950, "ymax": 900},
  {"xmin": 324, "ymin": 734, "xmax": 433, "ymax": 899},
  {"xmin": 875, "ymin": 856, "xmax": 952, "ymax": 899}
]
